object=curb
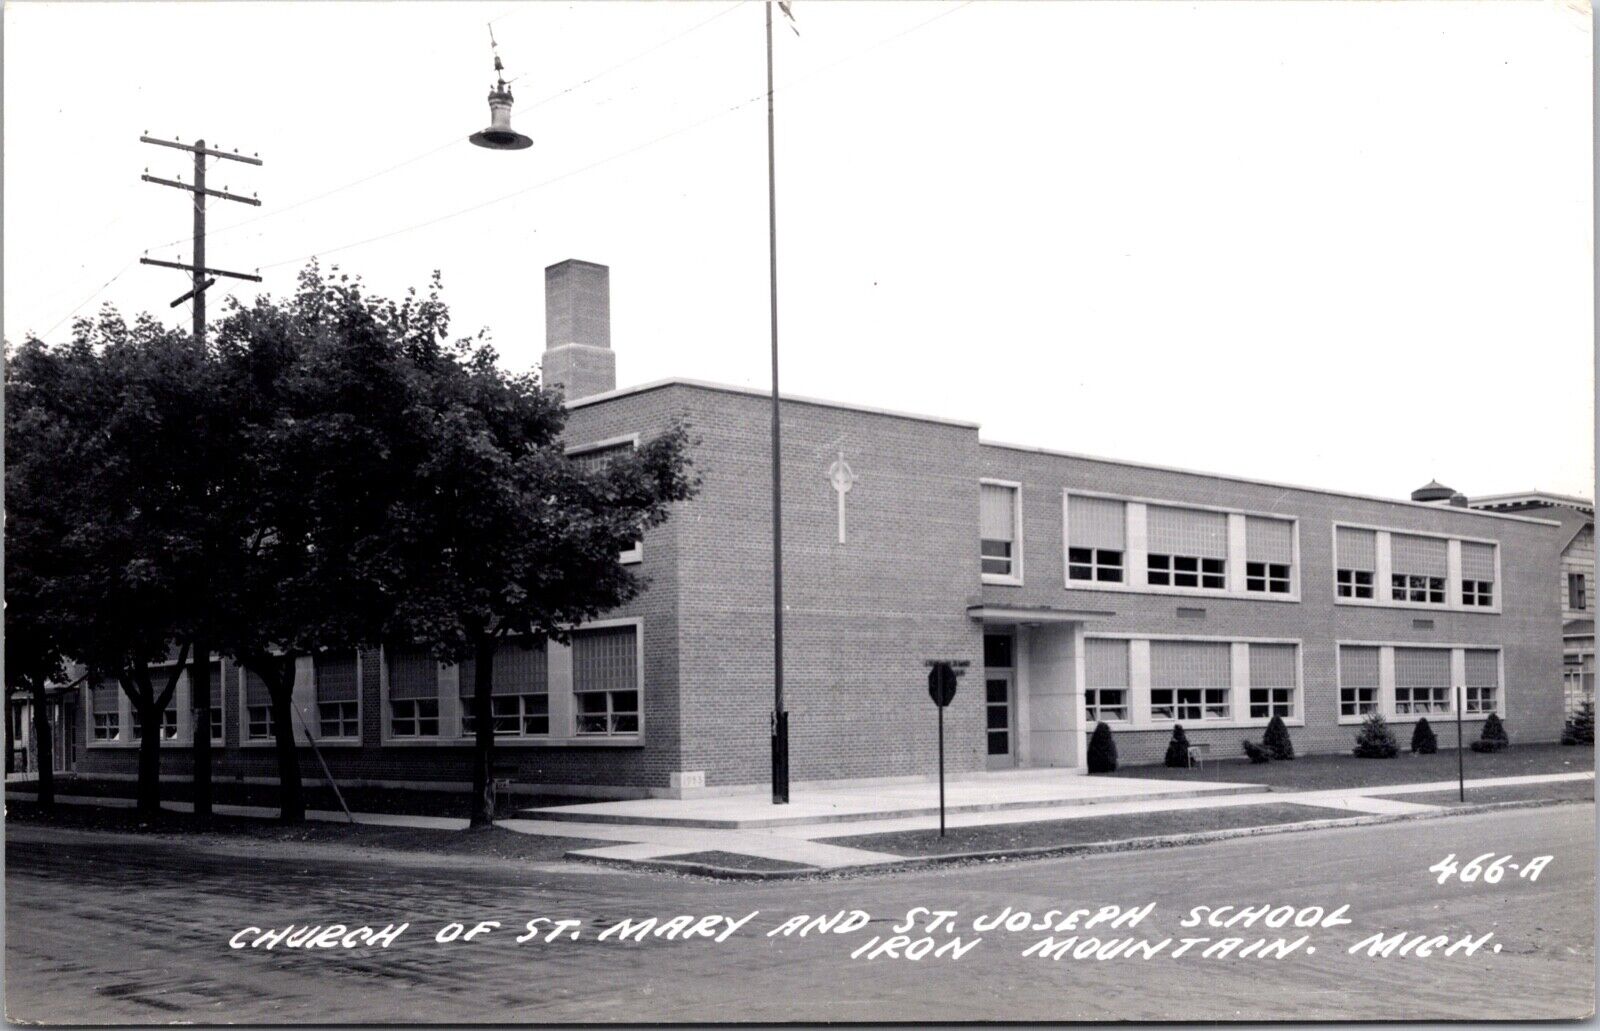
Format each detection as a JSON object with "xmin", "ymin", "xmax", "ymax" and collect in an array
[{"xmin": 564, "ymin": 795, "xmax": 1594, "ymax": 881}]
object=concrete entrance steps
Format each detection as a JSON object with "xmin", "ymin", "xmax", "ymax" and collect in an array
[{"xmin": 520, "ymin": 773, "xmax": 1268, "ymax": 830}]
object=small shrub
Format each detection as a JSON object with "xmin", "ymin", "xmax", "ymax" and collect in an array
[
  {"xmin": 1352, "ymin": 712, "xmax": 1399, "ymax": 758},
  {"xmin": 1242, "ymin": 739, "xmax": 1271, "ymax": 764},
  {"xmin": 1561, "ymin": 702, "xmax": 1594, "ymax": 746},
  {"xmin": 1164, "ymin": 724, "xmax": 1193, "ymax": 768},
  {"xmin": 1262, "ymin": 715, "xmax": 1295, "ymax": 760},
  {"xmin": 1410, "ymin": 717, "xmax": 1438, "ymax": 755},
  {"xmin": 1470, "ymin": 712, "xmax": 1509, "ymax": 753},
  {"xmin": 1087, "ymin": 721, "xmax": 1118, "ymax": 774}
]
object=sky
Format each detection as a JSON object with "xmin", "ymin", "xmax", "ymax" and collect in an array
[{"xmin": 4, "ymin": 0, "xmax": 1593, "ymax": 501}]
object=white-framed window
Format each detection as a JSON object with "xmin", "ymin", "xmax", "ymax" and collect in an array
[
  {"xmin": 572, "ymin": 624, "xmax": 640, "ymax": 736},
  {"xmin": 459, "ymin": 639, "xmax": 550, "ymax": 738},
  {"xmin": 1569, "ymin": 573, "xmax": 1588, "ymax": 611},
  {"xmin": 1338, "ymin": 645, "xmax": 1380, "ymax": 717},
  {"xmin": 1066, "ymin": 494, "xmax": 1125, "ymax": 584},
  {"xmin": 1084, "ymin": 638, "xmax": 1129, "ymax": 722},
  {"xmin": 314, "ymin": 652, "xmax": 360, "ymax": 740},
  {"xmin": 1389, "ymin": 533, "xmax": 1448, "ymax": 605},
  {"xmin": 1146, "ymin": 506, "xmax": 1227, "ymax": 590},
  {"xmin": 389, "ymin": 698, "xmax": 439, "ymax": 737},
  {"xmin": 1335, "ymin": 526, "xmax": 1377, "ymax": 599},
  {"xmin": 1248, "ymin": 643, "xmax": 1297, "ymax": 719},
  {"xmin": 1463, "ymin": 649, "xmax": 1499, "ymax": 714},
  {"xmin": 1460, "ymin": 541, "xmax": 1496, "ymax": 608},
  {"xmin": 1393, "ymin": 647, "xmax": 1451, "ymax": 714},
  {"xmin": 91, "ymin": 681, "xmax": 121, "ymax": 741},
  {"xmin": 387, "ymin": 648, "xmax": 441, "ymax": 738},
  {"xmin": 247, "ymin": 705, "xmax": 276, "ymax": 740},
  {"xmin": 980, "ymin": 481, "xmax": 1022, "ymax": 583},
  {"xmin": 568, "ymin": 437, "xmax": 643, "ymax": 564},
  {"xmin": 210, "ymin": 703, "xmax": 224, "ymax": 743},
  {"xmin": 1244, "ymin": 516, "xmax": 1293, "ymax": 595},
  {"xmin": 1564, "ymin": 652, "xmax": 1594, "ymax": 714},
  {"xmin": 1150, "ymin": 639, "xmax": 1230, "ymax": 721},
  {"xmin": 131, "ymin": 708, "xmax": 178, "ymax": 741}
]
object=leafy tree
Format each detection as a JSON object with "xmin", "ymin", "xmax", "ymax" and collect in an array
[
  {"xmin": 1164, "ymin": 724, "xmax": 1192, "ymax": 768},
  {"xmin": 1410, "ymin": 717, "xmax": 1438, "ymax": 754},
  {"xmin": 1470, "ymin": 712, "xmax": 1509, "ymax": 753},
  {"xmin": 1241, "ymin": 739, "xmax": 1271, "ymax": 763},
  {"xmin": 1086, "ymin": 722, "xmax": 1117, "ymax": 774},
  {"xmin": 1352, "ymin": 711, "xmax": 1399, "ymax": 758},
  {"xmin": 379, "ymin": 309, "xmax": 698, "ymax": 826},
  {"xmin": 1262, "ymin": 715, "xmax": 1295, "ymax": 760},
  {"xmin": 1561, "ymin": 702, "xmax": 1594, "ymax": 746}
]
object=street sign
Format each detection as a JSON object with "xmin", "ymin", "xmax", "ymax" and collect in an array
[{"xmin": 927, "ymin": 662, "xmax": 958, "ymax": 708}]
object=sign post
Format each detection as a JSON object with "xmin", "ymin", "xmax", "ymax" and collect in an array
[
  {"xmin": 1457, "ymin": 683, "xmax": 1465, "ymax": 802},
  {"xmin": 926, "ymin": 661, "xmax": 960, "ymax": 837}
]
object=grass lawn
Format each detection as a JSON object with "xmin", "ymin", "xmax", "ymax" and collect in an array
[
  {"xmin": 830, "ymin": 802, "xmax": 1342, "ymax": 858},
  {"xmin": 5, "ymin": 801, "xmax": 607, "ymax": 862},
  {"xmin": 658, "ymin": 851, "xmax": 813, "ymax": 873},
  {"xmin": 9, "ymin": 776, "xmax": 596, "ymax": 818},
  {"xmin": 1376, "ymin": 779, "xmax": 1596, "ymax": 808},
  {"xmin": 1108, "ymin": 742, "xmax": 1593, "ymax": 790}
]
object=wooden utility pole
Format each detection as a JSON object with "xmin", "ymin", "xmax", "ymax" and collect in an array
[{"xmin": 137, "ymin": 135, "xmax": 262, "ymax": 821}]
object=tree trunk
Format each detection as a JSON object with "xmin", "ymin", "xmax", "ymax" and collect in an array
[
  {"xmin": 5, "ymin": 690, "xmax": 15, "ymax": 776},
  {"xmin": 191, "ymin": 642, "xmax": 213, "ymax": 822},
  {"xmin": 469, "ymin": 635, "xmax": 497, "ymax": 828},
  {"xmin": 28, "ymin": 678, "xmax": 54, "ymax": 808},
  {"xmin": 263, "ymin": 658, "xmax": 305, "ymax": 825},
  {"xmin": 134, "ymin": 698, "xmax": 162, "ymax": 821}
]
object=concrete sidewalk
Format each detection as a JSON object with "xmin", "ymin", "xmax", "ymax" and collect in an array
[{"xmin": 9, "ymin": 770, "xmax": 1592, "ymax": 873}]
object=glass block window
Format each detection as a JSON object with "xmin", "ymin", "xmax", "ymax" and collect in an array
[
  {"xmin": 980, "ymin": 483, "xmax": 1019, "ymax": 578},
  {"xmin": 243, "ymin": 668, "xmax": 277, "ymax": 740},
  {"xmin": 1394, "ymin": 647, "xmax": 1451, "ymax": 714},
  {"xmin": 1463, "ymin": 649, "xmax": 1499, "ymax": 714},
  {"xmin": 315, "ymin": 653, "xmax": 360, "ymax": 738},
  {"xmin": 1084, "ymin": 638, "xmax": 1129, "ymax": 722},
  {"xmin": 1149, "ymin": 640, "xmax": 1231, "ymax": 720},
  {"xmin": 387, "ymin": 648, "xmax": 439, "ymax": 738},
  {"xmin": 1147, "ymin": 506, "xmax": 1227, "ymax": 590},
  {"xmin": 1461, "ymin": 541, "xmax": 1495, "ymax": 607},
  {"xmin": 1249, "ymin": 643, "xmax": 1297, "ymax": 718},
  {"xmin": 91, "ymin": 681, "xmax": 121, "ymax": 740},
  {"xmin": 573, "ymin": 625, "xmax": 640, "ymax": 736},
  {"xmin": 1067, "ymin": 495, "xmax": 1125, "ymax": 584},
  {"xmin": 1336, "ymin": 527, "xmax": 1377, "ymax": 599},
  {"xmin": 1339, "ymin": 645, "xmax": 1380, "ymax": 717},
  {"xmin": 570, "ymin": 442, "xmax": 642, "ymax": 559},
  {"xmin": 460, "ymin": 640, "xmax": 550, "ymax": 737},
  {"xmin": 1245, "ymin": 517, "xmax": 1293, "ymax": 594},
  {"xmin": 1391, "ymin": 534, "xmax": 1447, "ymax": 604}
]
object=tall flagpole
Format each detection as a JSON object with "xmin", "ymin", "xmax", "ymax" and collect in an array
[{"xmin": 767, "ymin": 0, "xmax": 789, "ymax": 805}]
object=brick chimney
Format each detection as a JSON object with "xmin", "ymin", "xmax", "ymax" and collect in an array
[{"xmin": 541, "ymin": 259, "xmax": 616, "ymax": 401}]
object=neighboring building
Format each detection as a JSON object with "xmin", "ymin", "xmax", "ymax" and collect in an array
[
  {"xmin": 68, "ymin": 261, "xmax": 1568, "ymax": 798},
  {"xmin": 1468, "ymin": 490, "xmax": 1594, "ymax": 716}
]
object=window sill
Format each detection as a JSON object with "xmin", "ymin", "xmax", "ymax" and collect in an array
[
  {"xmin": 1064, "ymin": 581, "xmax": 1300, "ymax": 604},
  {"xmin": 377, "ymin": 735, "xmax": 647, "ymax": 748},
  {"xmin": 1337, "ymin": 712, "xmax": 1497, "ymax": 726},
  {"xmin": 1124, "ymin": 718, "xmax": 1306, "ymax": 731},
  {"xmin": 1334, "ymin": 596, "xmax": 1501, "ymax": 615},
  {"xmin": 982, "ymin": 574, "xmax": 1024, "ymax": 587}
]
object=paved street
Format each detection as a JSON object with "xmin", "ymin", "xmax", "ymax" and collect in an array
[{"xmin": 7, "ymin": 804, "xmax": 1594, "ymax": 1023}]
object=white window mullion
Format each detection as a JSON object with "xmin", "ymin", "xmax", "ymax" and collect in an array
[
  {"xmin": 1226, "ymin": 514, "xmax": 1248, "ymax": 595},
  {"xmin": 1447, "ymin": 539, "xmax": 1463, "ymax": 612},
  {"xmin": 1129, "ymin": 638, "xmax": 1152, "ymax": 727},
  {"xmin": 1379, "ymin": 645, "xmax": 1396, "ymax": 717},
  {"xmin": 439, "ymin": 661, "xmax": 462, "ymax": 737},
  {"xmin": 1127, "ymin": 504, "xmax": 1149, "ymax": 589},
  {"xmin": 1449, "ymin": 648, "xmax": 1466, "ymax": 716},
  {"xmin": 1230, "ymin": 642, "xmax": 1250, "ymax": 718},
  {"xmin": 1375, "ymin": 531, "xmax": 1393, "ymax": 601},
  {"xmin": 548, "ymin": 640, "xmax": 575, "ymax": 738}
]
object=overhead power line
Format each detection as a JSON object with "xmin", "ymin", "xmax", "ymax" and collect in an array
[{"xmin": 256, "ymin": 0, "xmax": 975, "ymax": 273}]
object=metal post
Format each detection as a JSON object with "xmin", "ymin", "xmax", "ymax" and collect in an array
[
  {"xmin": 766, "ymin": 0, "xmax": 788, "ymax": 805},
  {"xmin": 938, "ymin": 704, "xmax": 946, "ymax": 837},
  {"xmin": 1457, "ymin": 684, "xmax": 1465, "ymax": 802}
]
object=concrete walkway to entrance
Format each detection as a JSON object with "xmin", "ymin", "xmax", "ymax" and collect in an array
[{"xmin": 520, "ymin": 769, "xmax": 1267, "ymax": 829}]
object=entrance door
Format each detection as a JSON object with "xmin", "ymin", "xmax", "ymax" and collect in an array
[{"xmin": 985, "ymin": 671, "xmax": 1015, "ymax": 768}]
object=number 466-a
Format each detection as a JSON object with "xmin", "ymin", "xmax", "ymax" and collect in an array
[{"xmin": 1429, "ymin": 853, "xmax": 1552, "ymax": 885}]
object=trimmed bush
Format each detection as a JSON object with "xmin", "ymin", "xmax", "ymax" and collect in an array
[
  {"xmin": 1164, "ymin": 724, "xmax": 1193, "ymax": 768},
  {"xmin": 1262, "ymin": 715, "xmax": 1295, "ymax": 760},
  {"xmin": 1242, "ymin": 739, "xmax": 1271, "ymax": 764},
  {"xmin": 1087, "ymin": 721, "xmax": 1118, "ymax": 774},
  {"xmin": 1470, "ymin": 712, "xmax": 1509, "ymax": 753},
  {"xmin": 1352, "ymin": 712, "xmax": 1399, "ymax": 758},
  {"xmin": 1410, "ymin": 717, "xmax": 1438, "ymax": 755},
  {"xmin": 1561, "ymin": 702, "xmax": 1594, "ymax": 746}
]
